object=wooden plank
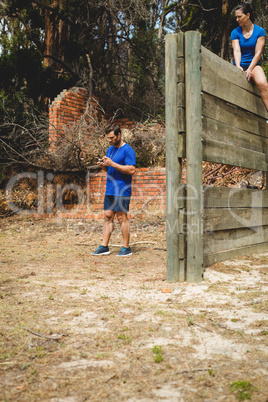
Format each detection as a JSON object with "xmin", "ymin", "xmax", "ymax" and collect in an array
[
  {"xmin": 201, "ymin": 47, "xmax": 268, "ymax": 119},
  {"xmin": 185, "ymin": 31, "xmax": 203, "ymax": 283},
  {"xmin": 177, "ymin": 32, "xmax": 186, "ymax": 268},
  {"xmin": 204, "ymin": 242, "xmax": 268, "ymax": 267},
  {"xmin": 165, "ymin": 33, "xmax": 185, "ymax": 282},
  {"xmin": 178, "ymin": 82, "xmax": 185, "ymax": 107},
  {"xmin": 202, "ymin": 116, "xmax": 268, "ymax": 154},
  {"xmin": 177, "ymin": 58, "xmax": 185, "ymax": 83},
  {"xmin": 202, "ymin": 93, "xmax": 268, "ymax": 139},
  {"xmin": 204, "ymin": 208, "xmax": 268, "ymax": 231},
  {"xmin": 177, "ymin": 31, "xmax": 184, "ymax": 58},
  {"xmin": 203, "ymin": 187, "xmax": 268, "ymax": 209},
  {"xmin": 203, "ymin": 139, "xmax": 268, "ymax": 171},
  {"xmin": 202, "ymin": 69, "xmax": 266, "ymax": 117},
  {"xmin": 204, "ymin": 226, "xmax": 268, "ymax": 254},
  {"xmin": 178, "ymin": 108, "xmax": 186, "ymax": 135},
  {"xmin": 178, "ymin": 39, "xmax": 186, "ymax": 155},
  {"xmin": 202, "ymin": 46, "xmax": 259, "ymax": 95}
]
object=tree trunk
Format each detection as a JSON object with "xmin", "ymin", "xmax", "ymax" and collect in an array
[
  {"xmin": 220, "ymin": 0, "xmax": 230, "ymax": 60},
  {"xmin": 44, "ymin": 0, "xmax": 70, "ymax": 69}
]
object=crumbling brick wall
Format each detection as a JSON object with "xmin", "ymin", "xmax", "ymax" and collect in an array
[{"xmin": 47, "ymin": 87, "xmax": 167, "ymax": 219}]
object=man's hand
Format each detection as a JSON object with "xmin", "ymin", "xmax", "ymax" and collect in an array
[
  {"xmin": 102, "ymin": 156, "xmax": 113, "ymax": 166},
  {"xmin": 101, "ymin": 156, "xmax": 135, "ymax": 175},
  {"xmin": 97, "ymin": 158, "xmax": 107, "ymax": 170}
]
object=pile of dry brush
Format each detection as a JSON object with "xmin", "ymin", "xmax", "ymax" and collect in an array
[
  {"xmin": 0, "ymin": 101, "xmax": 266, "ymax": 217},
  {"xmin": 0, "ymin": 103, "xmax": 166, "ymax": 215}
]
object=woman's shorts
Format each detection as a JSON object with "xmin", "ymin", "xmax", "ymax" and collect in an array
[
  {"xmin": 242, "ymin": 64, "xmax": 260, "ymax": 71},
  {"xmin": 104, "ymin": 195, "xmax": 130, "ymax": 213}
]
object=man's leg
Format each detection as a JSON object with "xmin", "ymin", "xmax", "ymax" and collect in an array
[
  {"xmin": 116, "ymin": 211, "xmax": 130, "ymax": 248},
  {"xmin": 103, "ymin": 210, "xmax": 115, "ymax": 246}
]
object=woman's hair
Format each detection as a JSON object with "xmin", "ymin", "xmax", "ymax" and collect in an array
[{"xmin": 235, "ymin": 2, "xmax": 254, "ymax": 23}]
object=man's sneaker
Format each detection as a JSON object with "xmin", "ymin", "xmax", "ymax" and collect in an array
[
  {"xmin": 91, "ymin": 245, "xmax": 110, "ymax": 255},
  {"xmin": 117, "ymin": 247, "xmax": 132, "ymax": 257}
]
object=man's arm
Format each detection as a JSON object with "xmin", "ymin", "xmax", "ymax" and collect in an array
[{"xmin": 102, "ymin": 156, "xmax": 136, "ymax": 175}]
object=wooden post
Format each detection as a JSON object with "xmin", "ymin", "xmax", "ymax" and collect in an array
[
  {"xmin": 185, "ymin": 31, "xmax": 203, "ymax": 282},
  {"xmin": 165, "ymin": 34, "xmax": 186, "ymax": 282}
]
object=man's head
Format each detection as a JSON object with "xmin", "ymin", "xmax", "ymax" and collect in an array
[{"xmin": 105, "ymin": 124, "xmax": 122, "ymax": 147}]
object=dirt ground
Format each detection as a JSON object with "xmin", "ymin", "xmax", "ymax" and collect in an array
[{"xmin": 0, "ymin": 215, "xmax": 267, "ymax": 401}]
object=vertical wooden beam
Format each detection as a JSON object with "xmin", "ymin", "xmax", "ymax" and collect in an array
[
  {"xmin": 185, "ymin": 31, "xmax": 203, "ymax": 282},
  {"xmin": 165, "ymin": 34, "xmax": 186, "ymax": 282}
]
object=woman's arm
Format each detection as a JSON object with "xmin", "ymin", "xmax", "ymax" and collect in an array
[
  {"xmin": 246, "ymin": 36, "xmax": 265, "ymax": 80},
  {"xmin": 232, "ymin": 39, "xmax": 243, "ymax": 72}
]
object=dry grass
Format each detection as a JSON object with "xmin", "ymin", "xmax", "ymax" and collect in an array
[{"xmin": 0, "ymin": 216, "xmax": 267, "ymax": 401}]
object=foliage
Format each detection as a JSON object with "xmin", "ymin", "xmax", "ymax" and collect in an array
[
  {"xmin": 0, "ymin": 101, "xmax": 165, "ymax": 175},
  {"xmin": 0, "ymin": 0, "xmax": 268, "ymax": 172},
  {"xmin": 229, "ymin": 380, "xmax": 257, "ymax": 401},
  {"xmin": 152, "ymin": 345, "xmax": 163, "ymax": 363}
]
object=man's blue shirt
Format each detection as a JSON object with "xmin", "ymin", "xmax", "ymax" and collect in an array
[
  {"xmin": 231, "ymin": 24, "xmax": 265, "ymax": 67},
  {"xmin": 105, "ymin": 143, "xmax": 136, "ymax": 197}
]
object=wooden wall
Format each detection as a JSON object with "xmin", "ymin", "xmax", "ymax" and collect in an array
[{"xmin": 165, "ymin": 32, "xmax": 268, "ymax": 283}]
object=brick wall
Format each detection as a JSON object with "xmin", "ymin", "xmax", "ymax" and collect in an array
[
  {"xmin": 49, "ymin": 87, "xmax": 102, "ymax": 150},
  {"xmin": 31, "ymin": 168, "xmax": 168, "ymax": 220},
  {"xmin": 46, "ymin": 87, "xmax": 168, "ymax": 220},
  {"xmin": 49, "ymin": 86, "xmax": 166, "ymax": 148},
  {"xmin": 88, "ymin": 167, "xmax": 166, "ymax": 212}
]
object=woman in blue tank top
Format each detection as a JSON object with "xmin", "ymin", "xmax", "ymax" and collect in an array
[{"xmin": 231, "ymin": 2, "xmax": 268, "ymax": 112}]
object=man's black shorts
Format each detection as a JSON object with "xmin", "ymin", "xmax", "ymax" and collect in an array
[{"xmin": 104, "ymin": 195, "xmax": 130, "ymax": 213}]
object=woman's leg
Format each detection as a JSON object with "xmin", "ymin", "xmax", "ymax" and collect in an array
[{"xmin": 252, "ymin": 66, "xmax": 268, "ymax": 112}]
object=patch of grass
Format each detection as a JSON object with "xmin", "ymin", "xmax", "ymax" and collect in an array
[
  {"xmin": 155, "ymin": 310, "xmax": 168, "ymax": 316},
  {"xmin": 152, "ymin": 345, "xmax": 163, "ymax": 363},
  {"xmin": 117, "ymin": 334, "xmax": 132, "ymax": 344},
  {"xmin": 80, "ymin": 288, "xmax": 88, "ymax": 295},
  {"xmin": 237, "ymin": 291, "xmax": 262, "ymax": 301},
  {"xmin": 0, "ymin": 353, "xmax": 11, "ymax": 361},
  {"xmin": 140, "ymin": 284, "xmax": 150, "ymax": 290},
  {"xmin": 208, "ymin": 368, "xmax": 214, "ymax": 376},
  {"xmin": 120, "ymin": 327, "xmax": 129, "ymax": 332},
  {"xmin": 187, "ymin": 316, "xmax": 194, "ymax": 326},
  {"xmin": 206, "ymin": 281, "xmax": 230, "ymax": 293},
  {"xmin": 252, "ymin": 300, "xmax": 268, "ymax": 313},
  {"xmin": 229, "ymin": 380, "xmax": 257, "ymax": 400},
  {"xmin": 31, "ymin": 346, "xmax": 46, "ymax": 359},
  {"xmin": 21, "ymin": 363, "xmax": 31, "ymax": 370}
]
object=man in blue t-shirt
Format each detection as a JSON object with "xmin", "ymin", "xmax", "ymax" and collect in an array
[{"xmin": 92, "ymin": 124, "xmax": 136, "ymax": 257}]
